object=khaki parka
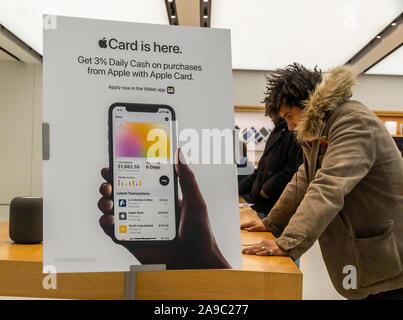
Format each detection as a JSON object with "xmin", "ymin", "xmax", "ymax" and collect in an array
[{"xmin": 262, "ymin": 66, "xmax": 403, "ymax": 299}]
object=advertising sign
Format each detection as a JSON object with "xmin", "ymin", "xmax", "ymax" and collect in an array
[{"xmin": 43, "ymin": 16, "xmax": 241, "ymax": 272}]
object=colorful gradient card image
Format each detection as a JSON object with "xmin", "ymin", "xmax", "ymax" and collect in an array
[{"xmin": 115, "ymin": 122, "xmax": 171, "ymax": 158}]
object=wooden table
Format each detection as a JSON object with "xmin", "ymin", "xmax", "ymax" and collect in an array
[{"xmin": 0, "ymin": 201, "xmax": 302, "ymax": 299}]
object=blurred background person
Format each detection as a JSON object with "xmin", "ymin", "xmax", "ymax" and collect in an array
[
  {"xmin": 237, "ymin": 141, "xmax": 255, "ymax": 183},
  {"xmin": 238, "ymin": 102, "xmax": 302, "ymax": 219}
]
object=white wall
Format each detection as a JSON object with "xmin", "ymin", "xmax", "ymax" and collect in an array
[
  {"xmin": 233, "ymin": 70, "xmax": 267, "ymax": 107},
  {"xmin": 0, "ymin": 61, "xmax": 43, "ymax": 221},
  {"xmin": 352, "ymin": 74, "xmax": 403, "ymax": 111},
  {"xmin": 233, "ymin": 69, "xmax": 403, "ymax": 110}
]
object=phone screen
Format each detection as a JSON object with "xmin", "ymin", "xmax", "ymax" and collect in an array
[{"xmin": 111, "ymin": 105, "xmax": 177, "ymax": 241}]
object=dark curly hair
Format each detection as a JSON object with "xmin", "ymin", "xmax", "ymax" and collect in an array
[{"xmin": 263, "ymin": 63, "xmax": 322, "ymax": 116}]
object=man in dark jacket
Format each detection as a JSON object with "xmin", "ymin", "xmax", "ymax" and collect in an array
[{"xmin": 239, "ymin": 111, "xmax": 302, "ymax": 218}]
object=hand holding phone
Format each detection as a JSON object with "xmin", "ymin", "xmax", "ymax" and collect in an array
[{"xmin": 98, "ymin": 149, "xmax": 231, "ymax": 269}]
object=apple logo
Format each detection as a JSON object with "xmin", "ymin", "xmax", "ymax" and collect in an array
[{"xmin": 98, "ymin": 38, "xmax": 107, "ymax": 48}]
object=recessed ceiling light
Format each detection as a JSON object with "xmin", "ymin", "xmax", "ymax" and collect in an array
[
  {"xmin": 391, "ymin": 22, "xmax": 397, "ymax": 26},
  {"xmin": 376, "ymin": 35, "xmax": 382, "ymax": 39},
  {"xmin": 171, "ymin": 15, "xmax": 176, "ymax": 19},
  {"xmin": 203, "ymin": 0, "xmax": 209, "ymax": 2},
  {"xmin": 203, "ymin": 15, "xmax": 208, "ymax": 19},
  {"xmin": 168, "ymin": 0, "xmax": 173, "ymax": 2}
]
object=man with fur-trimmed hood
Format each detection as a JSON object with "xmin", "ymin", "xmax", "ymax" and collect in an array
[{"xmin": 241, "ymin": 63, "xmax": 403, "ymax": 300}]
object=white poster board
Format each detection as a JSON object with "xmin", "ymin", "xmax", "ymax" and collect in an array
[{"xmin": 43, "ymin": 16, "xmax": 241, "ymax": 273}]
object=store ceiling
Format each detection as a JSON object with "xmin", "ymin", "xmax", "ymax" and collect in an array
[
  {"xmin": 0, "ymin": 0, "xmax": 402, "ymax": 74},
  {"xmin": 212, "ymin": 0, "xmax": 402, "ymax": 72},
  {"xmin": 0, "ymin": 0, "xmax": 168, "ymax": 56},
  {"xmin": 0, "ymin": 48, "xmax": 15, "ymax": 61}
]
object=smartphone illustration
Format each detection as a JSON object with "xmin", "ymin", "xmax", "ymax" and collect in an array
[{"xmin": 108, "ymin": 103, "xmax": 179, "ymax": 243}]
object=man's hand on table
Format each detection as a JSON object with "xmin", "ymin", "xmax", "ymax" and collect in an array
[
  {"xmin": 240, "ymin": 219, "xmax": 267, "ymax": 232},
  {"xmin": 242, "ymin": 239, "xmax": 288, "ymax": 256},
  {"xmin": 240, "ymin": 220, "xmax": 288, "ymax": 256}
]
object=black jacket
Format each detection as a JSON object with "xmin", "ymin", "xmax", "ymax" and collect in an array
[{"xmin": 238, "ymin": 118, "xmax": 302, "ymax": 215}]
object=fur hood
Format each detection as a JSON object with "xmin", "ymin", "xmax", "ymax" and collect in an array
[{"xmin": 296, "ymin": 66, "xmax": 356, "ymax": 141}]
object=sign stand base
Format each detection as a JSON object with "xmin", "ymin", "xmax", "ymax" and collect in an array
[{"xmin": 124, "ymin": 264, "xmax": 166, "ymax": 300}]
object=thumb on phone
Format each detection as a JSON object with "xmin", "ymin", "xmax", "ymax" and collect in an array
[{"xmin": 175, "ymin": 148, "xmax": 205, "ymax": 208}]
